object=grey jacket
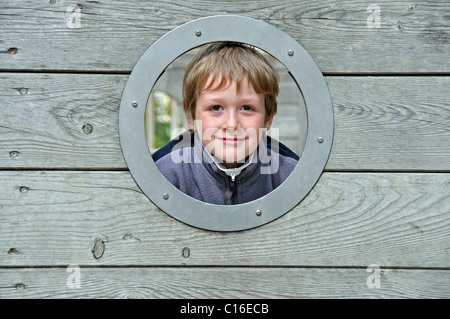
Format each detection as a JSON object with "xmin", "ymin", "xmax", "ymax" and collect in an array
[{"xmin": 152, "ymin": 131, "xmax": 299, "ymax": 205}]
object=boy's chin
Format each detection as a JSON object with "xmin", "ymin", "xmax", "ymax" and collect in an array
[
  {"xmin": 206, "ymin": 141, "xmax": 258, "ymax": 167},
  {"xmin": 211, "ymin": 150, "xmax": 249, "ymax": 167},
  {"xmin": 223, "ymin": 157, "xmax": 248, "ymax": 168}
]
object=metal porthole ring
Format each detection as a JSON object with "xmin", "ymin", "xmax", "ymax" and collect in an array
[{"xmin": 119, "ymin": 15, "xmax": 334, "ymax": 232}]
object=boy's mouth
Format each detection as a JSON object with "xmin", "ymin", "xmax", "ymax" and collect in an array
[{"xmin": 217, "ymin": 136, "xmax": 247, "ymax": 144}]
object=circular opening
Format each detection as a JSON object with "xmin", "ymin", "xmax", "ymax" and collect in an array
[
  {"xmin": 119, "ymin": 15, "xmax": 333, "ymax": 231},
  {"xmin": 144, "ymin": 44, "xmax": 308, "ymax": 205}
]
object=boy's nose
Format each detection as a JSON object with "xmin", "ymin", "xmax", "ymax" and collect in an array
[{"xmin": 223, "ymin": 110, "xmax": 240, "ymax": 130}]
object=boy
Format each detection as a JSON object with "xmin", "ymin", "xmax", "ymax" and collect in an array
[{"xmin": 152, "ymin": 42, "xmax": 299, "ymax": 205}]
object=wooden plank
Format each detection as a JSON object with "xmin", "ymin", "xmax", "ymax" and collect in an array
[
  {"xmin": 1, "ymin": 73, "xmax": 449, "ymax": 170},
  {"xmin": 1, "ymin": 171, "xmax": 448, "ymax": 268},
  {"xmin": 327, "ymin": 76, "xmax": 450, "ymax": 171},
  {"xmin": 0, "ymin": 0, "xmax": 448, "ymax": 73},
  {"xmin": 0, "ymin": 267, "xmax": 448, "ymax": 298},
  {"xmin": 0, "ymin": 73, "xmax": 127, "ymax": 169}
]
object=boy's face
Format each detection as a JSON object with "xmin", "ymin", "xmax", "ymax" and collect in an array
[{"xmin": 186, "ymin": 75, "xmax": 273, "ymax": 168}]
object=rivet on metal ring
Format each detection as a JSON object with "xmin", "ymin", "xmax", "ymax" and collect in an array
[
  {"xmin": 317, "ymin": 137, "xmax": 324, "ymax": 143},
  {"xmin": 256, "ymin": 209, "xmax": 262, "ymax": 216},
  {"xmin": 132, "ymin": 101, "xmax": 138, "ymax": 108},
  {"xmin": 163, "ymin": 193, "xmax": 169, "ymax": 200},
  {"xmin": 195, "ymin": 30, "xmax": 202, "ymax": 37},
  {"xmin": 288, "ymin": 50, "xmax": 294, "ymax": 56}
]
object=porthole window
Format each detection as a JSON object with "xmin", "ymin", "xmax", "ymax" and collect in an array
[{"xmin": 119, "ymin": 15, "xmax": 334, "ymax": 231}]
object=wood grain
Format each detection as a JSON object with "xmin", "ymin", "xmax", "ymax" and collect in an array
[
  {"xmin": 1, "ymin": 171, "xmax": 448, "ymax": 268},
  {"xmin": 0, "ymin": 0, "xmax": 448, "ymax": 73},
  {"xmin": 0, "ymin": 73, "xmax": 127, "ymax": 168},
  {"xmin": 0, "ymin": 267, "xmax": 448, "ymax": 298},
  {"xmin": 327, "ymin": 75, "xmax": 450, "ymax": 171}
]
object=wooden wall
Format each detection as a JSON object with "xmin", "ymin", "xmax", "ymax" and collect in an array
[{"xmin": 0, "ymin": 0, "xmax": 449, "ymax": 299}]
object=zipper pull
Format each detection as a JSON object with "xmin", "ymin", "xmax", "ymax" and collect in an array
[
  {"xmin": 229, "ymin": 168, "xmax": 237, "ymax": 203},
  {"xmin": 230, "ymin": 168, "xmax": 236, "ymax": 191}
]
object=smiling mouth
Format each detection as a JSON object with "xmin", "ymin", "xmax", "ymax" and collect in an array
[{"xmin": 218, "ymin": 136, "xmax": 246, "ymax": 144}]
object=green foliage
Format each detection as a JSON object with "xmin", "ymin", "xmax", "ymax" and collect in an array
[
  {"xmin": 154, "ymin": 91, "xmax": 172, "ymax": 148},
  {"xmin": 155, "ymin": 122, "xmax": 171, "ymax": 148}
]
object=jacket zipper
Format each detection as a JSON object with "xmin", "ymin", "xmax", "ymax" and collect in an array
[
  {"xmin": 230, "ymin": 168, "xmax": 236, "ymax": 190},
  {"xmin": 230, "ymin": 168, "xmax": 236, "ymax": 204}
]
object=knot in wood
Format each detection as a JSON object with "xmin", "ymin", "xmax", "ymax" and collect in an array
[
  {"xmin": 92, "ymin": 237, "xmax": 107, "ymax": 259},
  {"xmin": 182, "ymin": 247, "xmax": 190, "ymax": 258},
  {"xmin": 82, "ymin": 123, "xmax": 93, "ymax": 134}
]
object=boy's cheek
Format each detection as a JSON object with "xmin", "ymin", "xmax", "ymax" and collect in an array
[{"xmin": 199, "ymin": 125, "xmax": 217, "ymax": 142}]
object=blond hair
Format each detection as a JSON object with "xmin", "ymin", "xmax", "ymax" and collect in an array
[{"xmin": 183, "ymin": 42, "xmax": 279, "ymax": 121}]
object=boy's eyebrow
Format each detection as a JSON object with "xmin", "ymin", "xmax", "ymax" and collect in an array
[
  {"xmin": 201, "ymin": 90, "xmax": 262, "ymax": 101},
  {"xmin": 201, "ymin": 96, "xmax": 262, "ymax": 106}
]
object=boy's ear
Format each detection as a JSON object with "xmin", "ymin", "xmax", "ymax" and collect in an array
[
  {"xmin": 264, "ymin": 114, "xmax": 274, "ymax": 130},
  {"xmin": 183, "ymin": 101, "xmax": 195, "ymax": 130}
]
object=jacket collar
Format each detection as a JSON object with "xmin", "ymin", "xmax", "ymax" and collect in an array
[
  {"xmin": 191, "ymin": 130, "xmax": 260, "ymax": 181},
  {"xmin": 202, "ymin": 144, "xmax": 255, "ymax": 179}
]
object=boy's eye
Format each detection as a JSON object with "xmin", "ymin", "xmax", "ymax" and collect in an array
[
  {"xmin": 210, "ymin": 105, "xmax": 223, "ymax": 112},
  {"xmin": 241, "ymin": 105, "xmax": 254, "ymax": 111}
]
